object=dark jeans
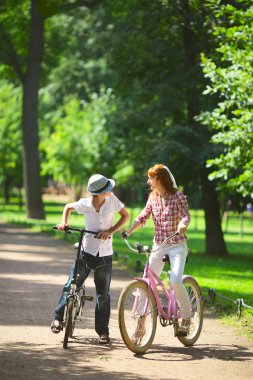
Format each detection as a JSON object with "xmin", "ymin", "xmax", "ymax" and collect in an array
[{"xmin": 54, "ymin": 252, "xmax": 112, "ymax": 336}]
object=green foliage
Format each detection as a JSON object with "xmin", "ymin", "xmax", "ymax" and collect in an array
[
  {"xmin": 39, "ymin": 4, "xmax": 120, "ymax": 190},
  {"xmin": 0, "ymin": 81, "xmax": 22, "ymax": 198},
  {"xmin": 113, "ymin": 162, "xmax": 134, "ymax": 185},
  {"xmin": 0, "ymin": 0, "xmax": 30, "ymax": 82},
  {"xmin": 0, "ymin": 0, "xmax": 110, "ymax": 211},
  {"xmin": 99, "ymin": 0, "xmax": 220, "ymax": 190},
  {"xmin": 43, "ymin": 6, "xmax": 111, "ymax": 102},
  {"xmin": 41, "ymin": 88, "xmax": 113, "ymax": 193},
  {"xmin": 199, "ymin": 3, "xmax": 253, "ymax": 196}
]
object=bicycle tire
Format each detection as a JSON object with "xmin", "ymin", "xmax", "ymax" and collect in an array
[
  {"xmin": 177, "ymin": 276, "xmax": 204, "ymax": 346},
  {"xmin": 118, "ymin": 280, "xmax": 157, "ymax": 354},
  {"xmin": 63, "ymin": 297, "xmax": 75, "ymax": 349}
]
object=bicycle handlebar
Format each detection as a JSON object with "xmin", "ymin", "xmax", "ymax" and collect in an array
[
  {"xmin": 52, "ymin": 226, "xmax": 98, "ymax": 236},
  {"xmin": 123, "ymin": 231, "xmax": 179, "ymax": 254}
]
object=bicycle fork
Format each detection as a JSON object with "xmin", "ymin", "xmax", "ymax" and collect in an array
[
  {"xmin": 75, "ymin": 286, "xmax": 94, "ymax": 321},
  {"xmin": 63, "ymin": 284, "xmax": 94, "ymax": 325}
]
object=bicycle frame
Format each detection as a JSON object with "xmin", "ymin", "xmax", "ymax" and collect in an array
[
  {"xmin": 134, "ymin": 262, "xmax": 179, "ymax": 320},
  {"xmin": 71, "ymin": 228, "xmax": 85, "ymax": 288},
  {"xmin": 52, "ymin": 225, "xmax": 97, "ymax": 348},
  {"xmin": 119, "ymin": 233, "xmax": 204, "ymax": 353},
  {"xmin": 53, "ymin": 226, "xmax": 97, "ymax": 288},
  {"xmin": 122, "ymin": 232, "xmax": 181, "ymax": 321}
]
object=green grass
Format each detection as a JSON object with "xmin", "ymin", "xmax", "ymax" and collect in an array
[{"xmin": 1, "ymin": 197, "xmax": 253, "ymax": 339}]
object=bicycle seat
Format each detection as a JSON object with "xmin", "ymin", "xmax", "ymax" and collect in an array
[{"xmin": 163, "ymin": 254, "xmax": 188, "ymax": 264}]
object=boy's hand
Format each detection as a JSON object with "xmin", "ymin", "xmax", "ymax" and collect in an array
[
  {"xmin": 97, "ymin": 229, "xmax": 112, "ymax": 240},
  {"xmin": 56, "ymin": 224, "xmax": 69, "ymax": 231}
]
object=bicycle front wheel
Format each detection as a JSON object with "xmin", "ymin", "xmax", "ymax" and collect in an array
[
  {"xmin": 118, "ymin": 280, "xmax": 157, "ymax": 354},
  {"xmin": 177, "ymin": 276, "xmax": 204, "ymax": 346},
  {"xmin": 63, "ymin": 297, "xmax": 75, "ymax": 349}
]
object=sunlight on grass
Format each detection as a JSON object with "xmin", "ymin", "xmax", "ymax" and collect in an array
[{"xmin": 1, "ymin": 197, "xmax": 252, "ymax": 326}]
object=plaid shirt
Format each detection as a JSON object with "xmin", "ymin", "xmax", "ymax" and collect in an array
[{"xmin": 136, "ymin": 191, "xmax": 190, "ymax": 245}]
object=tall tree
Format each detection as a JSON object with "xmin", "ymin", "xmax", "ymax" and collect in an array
[
  {"xmin": 0, "ymin": 0, "xmax": 45, "ymax": 218},
  {"xmin": 200, "ymin": 1, "xmax": 253, "ymax": 197},
  {"xmin": 0, "ymin": 0, "xmax": 102, "ymax": 219},
  {"xmin": 41, "ymin": 90, "xmax": 112, "ymax": 198},
  {"xmin": 0, "ymin": 81, "xmax": 22, "ymax": 203},
  {"xmin": 179, "ymin": 0, "xmax": 227, "ymax": 255},
  {"xmin": 103, "ymin": 0, "xmax": 228, "ymax": 255},
  {"xmin": 22, "ymin": 0, "xmax": 45, "ymax": 218}
]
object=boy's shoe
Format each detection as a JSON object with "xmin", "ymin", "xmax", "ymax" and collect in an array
[
  {"xmin": 50, "ymin": 320, "xmax": 63, "ymax": 334},
  {"xmin": 98, "ymin": 334, "xmax": 110, "ymax": 344}
]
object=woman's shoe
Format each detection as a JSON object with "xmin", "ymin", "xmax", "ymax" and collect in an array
[
  {"xmin": 177, "ymin": 318, "xmax": 191, "ymax": 336},
  {"xmin": 131, "ymin": 318, "xmax": 146, "ymax": 343}
]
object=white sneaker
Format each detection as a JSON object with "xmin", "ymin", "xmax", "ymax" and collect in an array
[
  {"xmin": 177, "ymin": 318, "xmax": 191, "ymax": 336},
  {"xmin": 131, "ymin": 318, "xmax": 146, "ymax": 343}
]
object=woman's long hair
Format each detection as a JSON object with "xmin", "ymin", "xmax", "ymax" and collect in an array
[{"xmin": 148, "ymin": 164, "xmax": 178, "ymax": 196}]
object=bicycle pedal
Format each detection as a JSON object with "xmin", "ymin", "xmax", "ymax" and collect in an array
[{"xmin": 83, "ymin": 295, "xmax": 93, "ymax": 301}]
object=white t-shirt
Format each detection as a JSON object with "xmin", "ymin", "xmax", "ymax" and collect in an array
[{"xmin": 72, "ymin": 193, "xmax": 124, "ymax": 257}]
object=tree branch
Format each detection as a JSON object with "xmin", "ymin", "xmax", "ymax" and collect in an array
[
  {"xmin": 60, "ymin": 0, "xmax": 103, "ymax": 12},
  {"xmin": 39, "ymin": 0, "xmax": 103, "ymax": 18}
]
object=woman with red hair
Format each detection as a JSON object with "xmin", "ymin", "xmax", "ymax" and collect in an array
[{"xmin": 123, "ymin": 163, "xmax": 191, "ymax": 337}]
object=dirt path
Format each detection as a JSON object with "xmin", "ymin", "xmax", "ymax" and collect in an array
[{"xmin": 0, "ymin": 223, "xmax": 252, "ymax": 380}]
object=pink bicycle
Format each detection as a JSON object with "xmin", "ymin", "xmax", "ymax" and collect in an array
[{"xmin": 118, "ymin": 232, "xmax": 204, "ymax": 354}]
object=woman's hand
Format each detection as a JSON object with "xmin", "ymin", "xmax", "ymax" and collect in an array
[
  {"xmin": 177, "ymin": 221, "xmax": 187, "ymax": 235},
  {"xmin": 120, "ymin": 230, "xmax": 128, "ymax": 238}
]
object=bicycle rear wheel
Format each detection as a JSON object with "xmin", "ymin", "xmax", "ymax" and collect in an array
[
  {"xmin": 63, "ymin": 297, "xmax": 75, "ymax": 349},
  {"xmin": 177, "ymin": 276, "xmax": 204, "ymax": 346},
  {"xmin": 118, "ymin": 280, "xmax": 157, "ymax": 354}
]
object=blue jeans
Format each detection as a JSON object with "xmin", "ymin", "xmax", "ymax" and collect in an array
[{"xmin": 54, "ymin": 252, "xmax": 112, "ymax": 336}]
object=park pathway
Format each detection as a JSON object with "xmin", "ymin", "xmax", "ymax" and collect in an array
[{"xmin": 0, "ymin": 223, "xmax": 252, "ymax": 380}]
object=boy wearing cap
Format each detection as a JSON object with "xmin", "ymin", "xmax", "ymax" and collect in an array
[{"xmin": 51, "ymin": 174, "xmax": 129, "ymax": 344}]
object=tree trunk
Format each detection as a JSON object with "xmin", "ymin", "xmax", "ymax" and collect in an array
[
  {"xmin": 201, "ymin": 168, "xmax": 228, "ymax": 255},
  {"xmin": 22, "ymin": 0, "xmax": 45, "ymax": 219},
  {"xmin": 3, "ymin": 176, "xmax": 10, "ymax": 204},
  {"xmin": 180, "ymin": 0, "xmax": 227, "ymax": 255}
]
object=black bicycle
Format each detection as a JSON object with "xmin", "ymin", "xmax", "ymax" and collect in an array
[{"xmin": 52, "ymin": 226, "xmax": 97, "ymax": 349}]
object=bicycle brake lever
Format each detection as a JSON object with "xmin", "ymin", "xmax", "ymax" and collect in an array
[
  {"xmin": 134, "ymin": 242, "xmax": 143, "ymax": 253},
  {"xmin": 64, "ymin": 226, "xmax": 70, "ymax": 233}
]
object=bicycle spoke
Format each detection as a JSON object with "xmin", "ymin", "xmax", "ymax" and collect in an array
[
  {"xmin": 177, "ymin": 277, "xmax": 204, "ymax": 346},
  {"xmin": 118, "ymin": 280, "xmax": 158, "ymax": 354}
]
